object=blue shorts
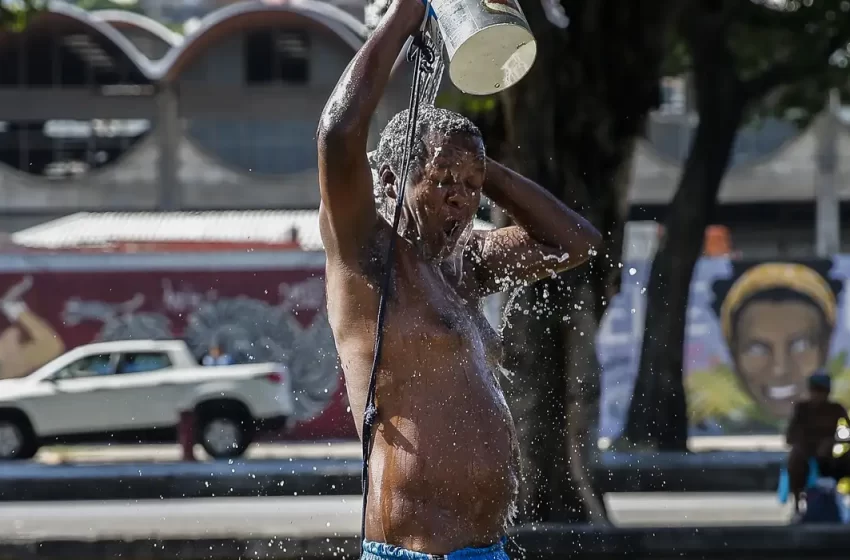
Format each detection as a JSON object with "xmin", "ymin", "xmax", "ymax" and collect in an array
[{"xmin": 361, "ymin": 538, "xmax": 509, "ymax": 560}]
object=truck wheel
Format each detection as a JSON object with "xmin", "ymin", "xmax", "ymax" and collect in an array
[
  {"xmin": 196, "ymin": 403, "xmax": 254, "ymax": 459},
  {"xmin": 0, "ymin": 413, "xmax": 38, "ymax": 460}
]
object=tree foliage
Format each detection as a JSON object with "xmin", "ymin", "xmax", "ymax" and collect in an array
[
  {"xmin": 627, "ymin": 0, "xmax": 850, "ymax": 450},
  {"xmin": 0, "ymin": 0, "xmax": 44, "ymax": 31},
  {"xmin": 0, "ymin": 0, "xmax": 142, "ymax": 31},
  {"xmin": 75, "ymin": 0, "xmax": 145, "ymax": 13},
  {"xmin": 495, "ymin": 0, "xmax": 678, "ymax": 524}
]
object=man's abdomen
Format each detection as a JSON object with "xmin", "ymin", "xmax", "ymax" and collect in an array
[{"xmin": 367, "ymin": 369, "xmax": 518, "ymax": 553}]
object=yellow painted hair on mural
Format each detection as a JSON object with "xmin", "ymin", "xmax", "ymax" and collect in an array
[{"xmin": 719, "ymin": 263, "xmax": 837, "ymax": 344}]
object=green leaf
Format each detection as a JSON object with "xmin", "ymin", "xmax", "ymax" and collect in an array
[{"xmin": 828, "ymin": 351, "xmax": 847, "ymax": 378}]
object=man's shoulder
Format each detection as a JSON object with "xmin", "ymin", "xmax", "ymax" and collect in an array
[
  {"xmin": 829, "ymin": 400, "xmax": 849, "ymax": 414},
  {"xmin": 319, "ymin": 203, "xmax": 385, "ymax": 263},
  {"xmin": 791, "ymin": 400, "xmax": 808, "ymax": 416}
]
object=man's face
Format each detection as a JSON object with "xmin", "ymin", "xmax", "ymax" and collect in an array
[
  {"xmin": 732, "ymin": 299, "xmax": 826, "ymax": 418},
  {"xmin": 809, "ymin": 386, "xmax": 830, "ymax": 405},
  {"xmin": 400, "ymin": 132, "xmax": 485, "ymax": 261}
]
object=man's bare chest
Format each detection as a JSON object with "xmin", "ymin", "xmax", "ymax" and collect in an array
[{"xmin": 327, "ymin": 259, "xmax": 502, "ymax": 366}]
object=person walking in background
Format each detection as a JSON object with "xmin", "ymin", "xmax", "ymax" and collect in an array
[{"xmin": 786, "ymin": 371, "xmax": 850, "ymax": 514}]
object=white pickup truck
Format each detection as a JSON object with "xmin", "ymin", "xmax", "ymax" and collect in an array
[{"xmin": 0, "ymin": 340, "xmax": 293, "ymax": 460}]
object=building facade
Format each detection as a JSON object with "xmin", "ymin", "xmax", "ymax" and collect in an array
[
  {"xmin": 0, "ymin": 0, "xmax": 411, "ymax": 231},
  {"xmin": 1, "ymin": 2, "xmax": 849, "ymax": 258}
]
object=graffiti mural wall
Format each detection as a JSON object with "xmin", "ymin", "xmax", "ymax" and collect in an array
[
  {"xmin": 0, "ymin": 253, "xmax": 355, "ymax": 440},
  {"xmin": 598, "ymin": 258, "xmax": 850, "ymax": 439}
]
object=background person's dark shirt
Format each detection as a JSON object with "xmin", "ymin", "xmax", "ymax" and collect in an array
[{"xmin": 786, "ymin": 400, "xmax": 850, "ymax": 455}]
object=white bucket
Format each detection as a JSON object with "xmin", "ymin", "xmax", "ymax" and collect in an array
[{"xmin": 429, "ymin": 0, "xmax": 537, "ymax": 96}]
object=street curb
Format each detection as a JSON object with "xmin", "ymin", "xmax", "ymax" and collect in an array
[
  {"xmin": 1, "ymin": 524, "xmax": 848, "ymax": 560},
  {"xmin": 0, "ymin": 451, "xmax": 787, "ymax": 501}
]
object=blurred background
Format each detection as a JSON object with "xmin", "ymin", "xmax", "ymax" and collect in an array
[{"xmin": 2, "ymin": 0, "xmax": 850, "ymax": 558}]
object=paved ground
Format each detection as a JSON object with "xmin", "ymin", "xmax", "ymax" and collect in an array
[
  {"xmin": 0, "ymin": 493, "xmax": 791, "ymax": 540},
  {"xmin": 34, "ymin": 441, "xmax": 361, "ymax": 464},
  {"xmin": 34, "ymin": 435, "xmax": 787, "ymax": 464}
]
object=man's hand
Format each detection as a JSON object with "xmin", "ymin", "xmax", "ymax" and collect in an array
[
  {"xmin": 366, "ymin": 0, "xmax": 429, "ymax": 33},
  {"xmin": 1, "ymin": 276, "xmax": 33, "ymax": 322},
  {"xmin": 2, "ymin": 276, "xmax": 32, "ymax": 303},
  {"xmin": 394, "ymin": 0, "xmax": 428, "ymax": 34}
]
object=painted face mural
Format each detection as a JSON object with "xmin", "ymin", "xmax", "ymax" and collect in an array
[
  {"xmin": 711, "ymin": 263, "xmax": 839, "ymax": 420},
  {"xmin": 597, "ymin": 259, "xmax": 850, "ymax": 440}
]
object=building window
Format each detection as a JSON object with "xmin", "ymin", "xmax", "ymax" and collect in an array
[
  {"xmin": 0, "ymin": 119, "xmax": 151, "ymax": 179},
  {"xmin": 244, "ymin": 30, "xmax": 310, "ymax": 85},
  {"xmin": 187, "ymin": 118, "xmax": 317, "ymax": 176}
]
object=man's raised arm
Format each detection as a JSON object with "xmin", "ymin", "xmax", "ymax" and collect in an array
[
  {"xmin": 464, "ymin": 158, "xmax": 602, "ymax": 297},
  {"xmin": 317, "ymin": 0, "xmax": 424, "ymax": 261}
]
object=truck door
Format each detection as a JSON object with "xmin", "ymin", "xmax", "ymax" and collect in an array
[
  {"xmin": 24, "ymin": 352, "xmax": 124, "ymax": 438},
  {"xmin": 111, "ymin": 351, "xmax": 180, "ymax": 431}
]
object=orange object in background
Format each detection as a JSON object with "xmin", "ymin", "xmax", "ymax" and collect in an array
[{"xmin": 704, "ymin": 225, "xmax": 733, "ymax": 257}]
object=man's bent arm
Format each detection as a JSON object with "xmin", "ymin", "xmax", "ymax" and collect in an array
[
  {"xmin": 317, "ymin": 0, "xmax": 425, "ymax": 259},
  {"xmin": 468, "ymin": 158, "xmax": 602, "ymax": 295}
]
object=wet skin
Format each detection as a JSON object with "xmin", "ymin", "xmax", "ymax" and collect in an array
[{"xmin": 317, "ymin": 0, "xmax": 601, "ymax": 553}]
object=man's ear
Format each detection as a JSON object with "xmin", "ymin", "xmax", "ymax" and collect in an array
[{"xmin": 379, "ymin": 164, "xmax": 397, "ymax": 199}]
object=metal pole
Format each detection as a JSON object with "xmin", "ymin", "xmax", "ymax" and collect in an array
[
  {"xmin": 156, "ymin": 84, "xmax": 181, "ymax": 210},
  {"xmin": 815, "ymin": 89, "xmax": 840, "ymax": 257}
]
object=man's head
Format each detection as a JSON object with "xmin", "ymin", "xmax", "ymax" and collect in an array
[
  {"xmin": 808, "ymin": 371, "xmax": 832, "ymax": 404},
  {"xmin": 374, "ymin": 106, "xmax": 485, "ymax": 261}
]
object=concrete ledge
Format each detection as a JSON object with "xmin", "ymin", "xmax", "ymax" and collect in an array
[
  {"xmin": 0, "ymin": 451, "xmax": 786, "ymax": 502},
  {"xmin": 0, "ymin": 459, "xmax": 363, "ymax": 502},
  {"xmin": 511, "ymin": 524, "xmax": 850, "ymax": 558},
  {"xmin": 601, "ymin": 450, "xmax": 785, "ymax": 492},
  {"xmin": 1, "ymin": 525, "xmax": 848, "ymax": 560}
]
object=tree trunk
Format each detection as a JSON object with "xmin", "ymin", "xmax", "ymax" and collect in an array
[
  {"xmin": 626, "ymin": 14, "xmax": 747, "ymax": 450},
  {"xmin": 498, "ymin": 0, "xmax": 675, "ymax": 522}
]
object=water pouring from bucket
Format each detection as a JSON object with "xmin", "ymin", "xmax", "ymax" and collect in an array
[{"xmin": 428, "ymin": 0, "xmax": 537, "ymax": 95}]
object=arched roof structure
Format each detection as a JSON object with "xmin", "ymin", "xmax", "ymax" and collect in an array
[
  {"xmin": 0, "ymin": 0, "xmax": 368, "ymax": 83},
  {"xmin": 92, "ymin": 9, "xmax": 184, "ymax": 49},
  {"xmin": 0, "ymin": 1, "xmax": 153, "ymax": 84},
  {"xmin": 155, "ymin": 0, "xmax": 367, "ymax": 82},
  {"xmin": 0, "ymin": 0, "xmax": 383, "ymax": 210}
]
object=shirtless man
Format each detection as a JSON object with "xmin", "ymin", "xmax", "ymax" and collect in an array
[{"xmin": 317, "ymin": 0, "xmax": 602, "ymax": 557}]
